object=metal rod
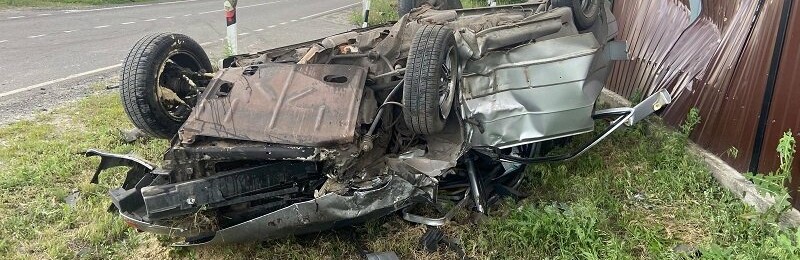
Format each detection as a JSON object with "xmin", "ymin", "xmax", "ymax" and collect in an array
[
  {"xmin": 465, "ymin": 156, "xmax": 485, "ymax": 214},
  {"xmin": 330, "ymin": 53, "xmax": 371, "ymax": 59},
  {"xmin": 366, "ymin": 80, "xmax": 403, "ymax": 136},
  {"xmin": 372, "ymin": 68, "xmax": 406, "ymax": 80}
]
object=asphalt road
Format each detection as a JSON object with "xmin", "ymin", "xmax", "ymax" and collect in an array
[{"xmin": 0, "ymin": 0, "xmax": 359, "ymax": 98}]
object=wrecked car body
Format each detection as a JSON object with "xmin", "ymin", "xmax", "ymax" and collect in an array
[{"xmin": 89, "ymin": 0, "xmax": 672, "ymax": 245}]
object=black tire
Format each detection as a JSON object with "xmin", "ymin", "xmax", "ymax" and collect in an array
[
  {"xmin": 397, "ymin": 0, "xmax": 463, "ymax": 17},
  {"xmin": 552, "ymin": 0, "xmax": 602, "ymax": 30},
  {"xmin": 121, "ymin": 33, "xmax": 212, "ymax": 139},
  {"xmin": 403, "ymin": 24, "xmax": 458, "ymax": 135}
]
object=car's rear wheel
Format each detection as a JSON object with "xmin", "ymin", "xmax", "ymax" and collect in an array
[
  {"xmin": 120, "ymin": 33, "xmax": 212, "ymax": 139},
  {"xmin": 403, "ymin": 24, "xmax": 458, "ymax": 135},
  {"xmin": 397, "ymin": 0, "xmax": 463, "ymax": 17},
  {"xmin": 552, "ymin": 0, "xmax": 602, "ymax": 30}
]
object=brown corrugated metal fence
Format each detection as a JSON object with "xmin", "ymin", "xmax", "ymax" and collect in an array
[
  {"xmin": 608, "ymin": 0, "xmax": 800, "ymax": 206},
  {"xmin": 757, "ymin": 0, "xmax": 800, "ymax": 207}
]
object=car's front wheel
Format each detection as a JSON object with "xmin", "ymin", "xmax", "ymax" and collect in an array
[{"xmin": 120, "ymin": 33, "xmax": 212, "ymax": 139}]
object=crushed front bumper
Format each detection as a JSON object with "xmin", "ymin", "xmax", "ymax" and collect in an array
[{"xmin": 85, "ymin": 150, "xmax": 426, "ymax": 245}]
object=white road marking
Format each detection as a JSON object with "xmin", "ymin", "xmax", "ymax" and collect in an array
[
  {"xmin": 8, "ymin": 16, "xmax": 25, "ymax": 19},
  {"xmin": 157, "ymin": 0, "xmax": 197, "ymax": 4},
  {"xmin": 254, "ymin": 28, "xmax": 264, "ymax": 32},
  {"xmin": 238, "ymin": 32, "xmax": 250, "ymax": 36},
  {"xmin": 291, "ymin": 19, "xmax": 298, "ymax": 22},
  {"xmin": 238, "ymin": 1, "xmax": 282, "ymax": 9},
  {"xmin": 300, "ymin": 2, "xmax": 361, "ymax": 20},
  {"xmin": 184, "ymin": 14, "xmax": 192, "ymax": 17},
  {"xmin": 0, "ymin": 40, "xmax": 7, "ymax": 43},
  {"xmin": 268, "ymin": 25, "xmax": 276, "ymax": 28},
  {"xmin": 144, "ymin": 18, "xmax": 157, "ymax": 22},
  {"xmin": 63, "ymin": 30, "xmax": 75, "ymax": 33},
  {"xmin": 27, "ymin": 34, "xmax": 46, "ymax": 38},
  {"xmin": 200, "ymin": 41, "xmax": 213, "ymax": 46},
  {"xmin": 62, "ymin": 0, "xmax": 197, "ymax": 13},
  {"xmin": 164, "ymin": 16, "xmax": 174, "ymax": 19},
  {"xmin": 38, "ymin": 14, "xmax": 52, "ymax": 16},
  {"xmin": 121, "ymin": 21, "xmax": 136, "ymax": 25},
  {"xmin": 0, "ymin": 64, "xmax": 122, "ymax": 98},
  {"xmin": 279, "ymin": 22, "xmax": 287, "ymax": 25},
  {"xmin": 64, "ymin": 4, "xmax": 152, "ymax": 13},
  {"xmin": 94, "ymin": 25, "xmax": 110, "ymax": 29}
]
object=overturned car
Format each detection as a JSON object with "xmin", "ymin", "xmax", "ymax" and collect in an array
[{"xmin": 88, "ymin": 0, "xmax": 672, "ymax": 245}]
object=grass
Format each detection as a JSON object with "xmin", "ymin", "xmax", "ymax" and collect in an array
[
  {"xmin": 0, "ymin": 82, "xmax": 798, "ymax": 259},
  {"xmin": 0, "ymin": 0, "xmax": 150, "ymax": 9}
]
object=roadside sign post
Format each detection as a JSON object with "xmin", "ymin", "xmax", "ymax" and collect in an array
[
  {"xmin": 362, "ymin": 0, "xmax": 371, "ymax": 28},
  {"xmin": 224, "ymin": 0, "xmax": 238, "ymax": 55},
  {"xmin": 488, "ymin": 0, "xmax": 496, "ymax": 6}
]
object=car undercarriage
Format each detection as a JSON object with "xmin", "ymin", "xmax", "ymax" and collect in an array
[{"xmin": 88, "ymin": 0, "xmax": 672, "ymax": 245}]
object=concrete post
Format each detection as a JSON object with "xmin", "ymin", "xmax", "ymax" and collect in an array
[
  {"xmin": 362, "ymin": 0, "xmax": 371, "ymax": 28},
  {"xmin": 224, "ymin": 0, "xmax": 238, "ymax": 55}
]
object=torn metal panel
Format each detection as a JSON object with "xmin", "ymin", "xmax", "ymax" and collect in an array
[
  {"xmin": 85, "ymin": 149, "xmax": 155, "ymax": 186},
  {"xmin": 461, "ymin": 33, "xmax": 607, "ymax": 148},
  {"xmin": 183, "ymin": 176, "xmax": 425, "ymax": 245},
  {"xmin": 390, "ymin": 117, "xmax": 468, "ymax": 177},
  {"xmin": 179, "ymin": 63, "xmax": 367, "ymax": 146}
]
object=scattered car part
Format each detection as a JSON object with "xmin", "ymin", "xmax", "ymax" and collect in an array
[
  {"xmin": 419, "ymin": 226, "xmax": 465, "ymax": 257},
  {"xmin": 120, "ymin": 33, "xmax": 213, "ymax": 139},
  {"xmin": 120, "ymin": 128, "xmax": 147, "ymax": 143}
]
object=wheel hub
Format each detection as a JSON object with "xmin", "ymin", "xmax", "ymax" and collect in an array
[
  {"xmin": 156, "ymin": 52, "xmax": 204, "ymax": 121},
  {"xmin": 439, "ymin": 47, "xmax": 458, "ymax": 120}
]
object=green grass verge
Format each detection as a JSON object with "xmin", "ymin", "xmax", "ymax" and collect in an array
[
  {"xmin": 0, "ymin": 86, "xmax": 799, "ymax": 258},
  {"xmin": 0, "ymin": 0, "xmax": 150, "ymax": 9}
]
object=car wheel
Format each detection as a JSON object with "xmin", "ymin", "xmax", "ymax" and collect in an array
[
  {"xmin": 120, "ymin": 33, "xmax": 212, "ymax": 139},
  {"xmin": 552, "ymin": 0, "xmax": 602, "ymax": 30},
  {"xmin": 403, "ymin": 24, "xmax": 458, "ymax": 135},
  {"xmin": 397, "ymin": 0, "xmax": 463, "ymax": 17}
]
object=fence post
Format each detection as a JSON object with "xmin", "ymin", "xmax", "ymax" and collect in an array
[
  {"xmin": 362, "ymin": 0, "xmax": 371, "ymax": 28},
  {"xmin": 224, "ymin": 0, "xmax": 238, "ymax": 55},
  {"xmin": 488, "ymin": 0, "xmax": 496, "ymax": 7}
]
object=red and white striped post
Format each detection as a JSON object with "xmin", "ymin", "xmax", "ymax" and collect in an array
[
  {"xmin": 361, "ymin": 0, "xmax": 371, "ymax": 28},
  {"xmin": 224, "ymin": 0, "xmax": 238, "ymax": 55}
]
